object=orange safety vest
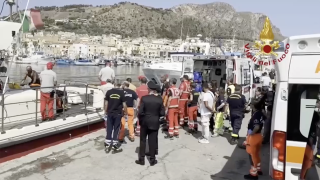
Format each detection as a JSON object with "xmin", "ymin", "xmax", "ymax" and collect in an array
[
  {"xmin": 179, "ymin": 81, "xmax": 190, "ymax": 100},
  {"xmin": 168, "ymin": 86, "xmax": 180, "ymax": 108}
]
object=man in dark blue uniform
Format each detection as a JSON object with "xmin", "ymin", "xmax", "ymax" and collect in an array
[
  {"xmin": 226, "ymin": 85, "xmax": 247, "ymax": 145},
  {"xmin": 104, "ymin": 83, "xmax": 128, "ymax": 153}
]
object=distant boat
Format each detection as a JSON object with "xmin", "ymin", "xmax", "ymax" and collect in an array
[
  {"xmin": 74, "ymin": 59, "xmax": 99, "ymax": 66},
  {"xmin": 56, "ymin": 59, "xmax": 74, "ymax": 65}
]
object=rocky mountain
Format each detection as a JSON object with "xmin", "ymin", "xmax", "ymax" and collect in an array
[{"xmin": 37, "ymin": 2, "xmax": 285, "ymax": 41}]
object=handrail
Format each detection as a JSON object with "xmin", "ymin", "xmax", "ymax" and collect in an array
[{"xmin": 0, "ymin": 83, "xmax": 104, "ymax": 134}]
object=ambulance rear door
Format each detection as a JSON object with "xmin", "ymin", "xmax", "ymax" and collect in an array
[
  {"xmin": 239, "ymin": 60, "xmax": 251, "ymax": 103},
  {"xmin": 283, "ymin": 54, "xmax": 320, "ymax": 180}
]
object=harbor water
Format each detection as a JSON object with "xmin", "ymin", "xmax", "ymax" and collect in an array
[{"xmin": 3, "ymin": 61, "xmax": 144, "ymax": 85}]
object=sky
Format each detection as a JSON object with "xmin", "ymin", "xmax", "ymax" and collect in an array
[{"xmin": 0, "ymin": 0, "xmax": 317, "ymax": 36}]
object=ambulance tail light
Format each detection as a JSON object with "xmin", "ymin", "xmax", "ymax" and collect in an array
[{"xmin": 272, "ymin": 131, "xmax": 286, "ymax": 180}]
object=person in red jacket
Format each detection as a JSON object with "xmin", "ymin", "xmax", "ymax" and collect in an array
[
  {"xmin": 135, "ymin": 76, "xmax": 149, "ymax": 136},
  {"xmin": 178, "ymin": 75, "xmax": 190, "ymax": 126}
]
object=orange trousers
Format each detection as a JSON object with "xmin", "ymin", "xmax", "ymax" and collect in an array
[
  {"xmin": 188, "ymin": 106, "xmax": 198, "ymax": 130},
  {"xmin": 168, "ymin": 108, "xmax": 179, "ymax": 136},
  {"xmin": 40, "ymin": 92, "xmax": 54, "ymax": 120},
  {"xmin": 246, "ymin": 133, "xmax": 263, "ymax": 176},
  {"xmin": 178, "ymin": 100, "xmax": 188, "ymax": 125},
  {"xmin": 119, "ymin": 107, "xmax": 135, "ymax": 140},
  {"xmin": 300, "ymin": 145, "xmax": 314, "ymax": 179}
]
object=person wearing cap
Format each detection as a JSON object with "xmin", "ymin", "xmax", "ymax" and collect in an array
[
  {"xmin": 98, "ymin": 60, "xmax": 115, "ymax": 85},
  {"xmin": 22, "ymin": 66, "xmax": 40, "ymax": 86},
  {"xmin": 178, "ymin": 75, "xmax": 191, "ymax": 126},
  {"xmin": 104, "ymin": 82, "xmax": 128, "ymax": 153},
  {"xmin": 126, "ymin": 78, "xmax": 136, "ymax": 91},
  {"xmin": 39, "ymin": 62, "xmax": 57, "ymax": 121},
  {"xmin": 136, "ymin": 81, "xmax": 165, "ymax": 166},
  {"xmin": 135, "ymin": 76, "xmax": 149, "ymax": 136},
  {"xmin": 119, "ymin": 81, "xmax": 138, "ymax": 142}
]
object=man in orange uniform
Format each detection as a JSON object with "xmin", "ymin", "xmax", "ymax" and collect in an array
[
  {"xmin": 164, "ymin": 78, "xmax": 180, "ymax": 140},
  {"xmin": 135, "ymin": 76, "xmax": 149, "ymax": 136},
  {"xmin": 178, "ymin": 75, "xmax": 190, "ymax": 126}
]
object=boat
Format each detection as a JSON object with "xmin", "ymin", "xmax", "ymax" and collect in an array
[
  {"xmin": 0, "ymin": 5, "xmax": 107, "ymax": 164},
  {"xmin": 74, "ymin": 59, "xmax": 99, "ymax": 66},
  {"xmin": 14, "ymin": 51, "xmax": 54, "ymax": 64},
  {"xmin": 55, "ymin": 59, "xmax": 74, "ymax": 65},
  {"xmin": 142, "ymin": 35, "xmax": 210, "ymax": 86}
]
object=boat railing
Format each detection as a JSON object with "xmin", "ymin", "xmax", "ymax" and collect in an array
[{"xmin": 0, "ymin": 83, "xmax": 104, "ymax": 135}]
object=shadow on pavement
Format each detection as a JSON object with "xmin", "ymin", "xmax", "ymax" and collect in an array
[{"xmin": 210, "ymin": 137, "xmax": 272, "ymax": 180}]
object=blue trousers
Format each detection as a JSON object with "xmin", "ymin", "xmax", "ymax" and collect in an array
[{"xmin": 105, "ymin": 113, "xmax": 122, "ymax": 145}]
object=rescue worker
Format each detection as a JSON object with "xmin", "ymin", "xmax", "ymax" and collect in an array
[
  {"xmin": 135, "ymin": 76, "xmax": 149, "ymax": 136},
  {"xmin": 268, "ymin": 69, "xmax": 276, "ymax": 89},
  {"xmin": 104, "ymin": 82, "xmax": 127, "ymax": 153},
  {"xmin": 226, "ymin": 85, "xmax": 247, "ymax": 145},
  {"xmin": 226, "ymin": 79, "xmax": 235, "ymax": 132},
  {"xmin": 22, "ymin": 66, "xmax": 41, "ymax": 86},
  {"xmin": 186, "ymin": 83, "xmax": 200, "ymax": 134},
  {"xmin": 244, "ymin": 99, "xmax": 264, "ymax": 180},
  {"xmin": 164, "ymin": 78, "xmax": 180, "ymax": 139},
  {"xmin": 178, "ymin": 75, "xmax": 190, "ymax": 126},
  {"xmin": 212, "ymin": 87, "xmax": 226, "ymax": 137},
  {"xmin": 160, "ymin": 75, "xmax": 170, "ymax": 131},
  {"xmin": 262, "ymin": 85, "xmax": 276, "ymax": 144},
  {"xmin": 119, "ymin": 81, "xmax": 138, "ymax": 143},
  {"xmin": 136, "ymin": 81, "xmax": 165, "ymax": 166}
]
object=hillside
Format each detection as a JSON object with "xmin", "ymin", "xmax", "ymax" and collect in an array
[{"xmin": 36, "ymin": 2, "xmax": 285, "ymax": 41}]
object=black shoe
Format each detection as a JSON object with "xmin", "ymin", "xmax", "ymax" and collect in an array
[
  {"xmin": 258, "ymin": 171, "xmax": 263, "ymax": 175},
  {"xmin": 135, "ymin": 160, "xmax": 145, "ymax": 166},
  {"xmin": 111, "ymin": 143, "xmax": 123, "ymax": 154},
  {"xmin": 105, "ymin": 143, "xmax": 112, "ymax": 153},
  {"xmin": 230, "ymin": 138, "xmax": 238, "ymax": 145},
  {"xmin": 243, "ymin": 174, "xmax": 258, "ymax": 180},
  {"xmin": 129, "ymin": 138, "xmax": 135, "ymax": 142},
  {"xmin": 174, "ymin": 135, "xmax": 179, "ymax": 138},
  {"xmin": 150, "ymin": 160, "xmax": 158, "ymax": 166}
]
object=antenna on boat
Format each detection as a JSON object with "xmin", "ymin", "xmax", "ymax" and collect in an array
[{"xmin": 7, "ymin": 0, "xmax": 15, "ymax": 21}]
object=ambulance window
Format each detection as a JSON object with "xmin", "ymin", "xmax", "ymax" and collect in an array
[
  {"xmin": 243, "ymin": 69, "xmax": 251, "ymax": 85},
  {"xmin": 287, "ymin": 84, "xmax": 320, "ymax": 142}
]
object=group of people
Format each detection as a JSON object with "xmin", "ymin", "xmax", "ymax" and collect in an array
[
  {"xmin": 99, "ymin": 61, "xmax": 278, "ymax": 179},
  {"xmin": 22, "ymin": 62, "xmax": 58, "ymax": 121}
]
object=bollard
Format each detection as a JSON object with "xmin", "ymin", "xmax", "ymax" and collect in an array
[
  {"xmin": 1, "ymin": 94, "xmax": 5, "ymax": 134},
  {"xmin": 35, "ymin": 89, "xmax": 39, "ymax": 127}
]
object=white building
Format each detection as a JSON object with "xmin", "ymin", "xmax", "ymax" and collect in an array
[{"xmin": 69, "ymin": 44, "xmax": 88, "ymax": 59}]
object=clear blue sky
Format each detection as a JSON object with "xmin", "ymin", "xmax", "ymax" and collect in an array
[{"xmin": 1, "ymin": 0, "xmax": 317, "ymax": 36}]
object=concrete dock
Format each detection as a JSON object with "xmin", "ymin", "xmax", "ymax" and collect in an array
[{"xmin": 0, "ymin": 115, "xmax": 319, "ymax": 180}]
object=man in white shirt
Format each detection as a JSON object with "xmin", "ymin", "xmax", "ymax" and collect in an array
[
  {"xmin": 260, "ymin": 72, "xmax": 271, "ymax": 93},
  {"xmin": 198, "ymin": 83, "xmax": 215, "ymax": 144},
  {"xmin": 39, "ymin": 62, "xmax": 57, "ymax": 121},
  {"xmin": 98, "ymin": 60, "xmax": 115, "ymax": 85},
  {"xmin": 99, "ymin": 79, "xmax": 114, "ymax": 96}
]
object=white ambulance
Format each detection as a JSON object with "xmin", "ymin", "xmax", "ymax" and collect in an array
[
  {"xmin": 192, "ymin": 55, "xmax": 255, "ymax": 103},
  {"xmin": 270, "ymin": 34, "xmax": 320, "ymax": 180}
]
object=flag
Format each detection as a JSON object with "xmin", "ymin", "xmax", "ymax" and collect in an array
[{"xmin": 22, "ymin": 9, "xmax": 44, "ymax": 33}]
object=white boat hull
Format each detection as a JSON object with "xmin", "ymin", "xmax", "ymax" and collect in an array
[
  {"xmin": 142, "ymin": 62, "xmax": 183, "ymax": 86},
  {"xmin": 74, "ymin": 62, "xmax": 99, "ymax": 66},
  {"xmin": 14, "ymin": 57, "xmax": 54, "ymax": 64}
]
